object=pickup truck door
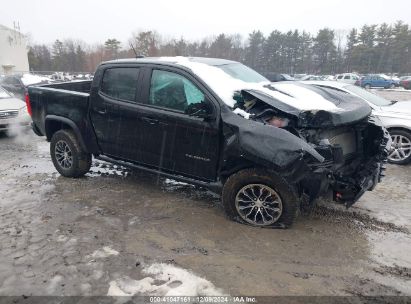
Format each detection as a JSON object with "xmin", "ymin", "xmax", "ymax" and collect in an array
[
  {"xmin": 89, "ymin": 67, "xmax": 141, "ymax": 157},
  {"xmin": 137, "ymin": 67, "xmax": 220, "ymax": 181}
]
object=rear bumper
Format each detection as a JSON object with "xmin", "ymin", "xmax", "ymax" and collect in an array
[{"xmin": 31, "ymin": 122, "xmax": 43, "ymax": 136}]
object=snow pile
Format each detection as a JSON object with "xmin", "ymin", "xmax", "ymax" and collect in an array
[
  {"xmin": 107, "ymin": 263, "xmax": 225, "ymax": 296},
  {"xmin": 89, "ymin": 246, "xmax": 119, "ymax": 259},
  {"xmin": 21, "ymin": 73, "xmax": 51, "ymax": 86},
  {"xmin": 159, "ymin": 57, "xmax": 340, "ymax": 111}
]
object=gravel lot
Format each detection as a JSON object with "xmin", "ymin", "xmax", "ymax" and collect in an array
[
  {"xmin": 0, "ymin": 90, "xmax": 410, "ymax": 298},
  {"xmin": 372, "ymin": 88, "xmax": 411, "ymax": 101}
]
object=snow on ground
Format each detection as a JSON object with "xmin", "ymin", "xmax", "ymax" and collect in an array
[
  {"xmin": 88, "ymin": 246, "xmax": 119, "ymax": 259},
  {"xmin": 107, "ymin": 263, "xmax": 225, "ymax": 296},
  {"xmin": 21, "ymin": 73, "xmax": 51, "ymax": 86}
]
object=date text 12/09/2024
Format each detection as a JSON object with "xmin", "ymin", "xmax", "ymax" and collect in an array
[{"xmin": 149, "ymin": 296, "xmax": 257, "ymax": 303}]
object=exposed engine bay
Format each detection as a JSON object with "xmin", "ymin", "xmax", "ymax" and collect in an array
[{"xmin": 226, "ymin": 87, "xmax": 391, "ymax": 209}]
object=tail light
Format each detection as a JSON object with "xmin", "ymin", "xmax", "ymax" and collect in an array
[{"xmin": 25, "ymin": 92, "xmax": 32, "ymax": 116}]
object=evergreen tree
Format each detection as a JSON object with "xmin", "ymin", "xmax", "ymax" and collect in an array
[
  {"xmin": 312, "ymin": 28, "xmax": 337, "ymax": 74},
  {"xmin": 245, "ymin": 30, "xmax": 265, "ymax": 72},
  {"xmin": 104, "ymin": 38, "xmax": 121, "ymax": 59}
]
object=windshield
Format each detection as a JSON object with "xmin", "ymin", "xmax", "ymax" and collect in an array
[
  {"xmin": 0, "ymin": 87, "xmax": 11, "ymax": 98},
  {"xmin": 217, "ymin": 63, "xmax": 269, "ymax": 83},
  {"xmin": 344, "ymin": 85, "xmax": 392, "ymax": 106}
]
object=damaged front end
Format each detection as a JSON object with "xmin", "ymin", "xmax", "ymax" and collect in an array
[
  {"xmin": 220, "ymin": 85, "xmax": 390, "ymax": 210},
  {"xmin": 299, "ymin": 115, "xmax": 390, "ymax": 209}
]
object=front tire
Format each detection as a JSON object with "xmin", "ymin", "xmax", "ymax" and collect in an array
[
  {"xmin": 364, "ymin": 84, "xmax": 371, "ymax": 90},
  {"xmin": 222, "ymin": 168, "xmax": 299, "ymax": 228},
  {"xmin": 50, "ymin": 129, "xmax": 92, "ymax": 177}
]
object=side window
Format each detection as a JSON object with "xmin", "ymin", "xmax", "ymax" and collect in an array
[
  {"xmin": 100, "ymin": 68, "xmax": 139, "ymax": 102},
  {"xmin": 337, "ymin": 75, "xmax": 343, "ymax": 79},
  {"xmin": 344, "ymin": 75, "xmax": 350, "ymax": 79},
  {"xmin": 149, "ymin": 70, "xmax": 206, "ymax": 112}
]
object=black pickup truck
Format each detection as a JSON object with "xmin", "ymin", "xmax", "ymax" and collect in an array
[{"xmin": 28, "ymin": 57, "xmax": 391, "ymax": 228}]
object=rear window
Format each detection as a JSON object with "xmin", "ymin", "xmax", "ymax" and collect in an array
[{"xmin": 100, "ymin": 68, "xmax": 139, "ymax": 101}]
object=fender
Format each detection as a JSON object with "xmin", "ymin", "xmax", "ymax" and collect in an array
[{"xmin": 45, "ymin": 115, "xmax": 88, "ymax": 152}]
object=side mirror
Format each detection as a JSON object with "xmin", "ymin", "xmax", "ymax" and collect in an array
[{"xmin": 185, "ymin": 102, "xmax": 213, "ymax": 120}]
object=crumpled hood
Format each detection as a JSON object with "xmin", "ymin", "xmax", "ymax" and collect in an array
[
  {"xmin": 244, "ymin": 83, "xmax": 372, "ymax": 128},
  {"xmin": 0, "ymin": 97, "xmax": 26, "ymax": 111}
]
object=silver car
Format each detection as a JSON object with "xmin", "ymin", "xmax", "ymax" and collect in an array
[
  {"xmin": 303, "ymin": 81, "xmax": 411, "ymax": 165},
  {"xmin": 0, "ymin": 86, "xmax": 31, "ymax": 134}
]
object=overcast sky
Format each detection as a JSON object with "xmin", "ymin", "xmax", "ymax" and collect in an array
[{"xmin": 1, "ymin": 0, "xmax": 410, "ymax": 45}]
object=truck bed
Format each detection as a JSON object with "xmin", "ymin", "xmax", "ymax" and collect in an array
[
  {"xmin": 43, "ymin": 80, "xmax": 92, "ymax": 93},
  {"xmin": 28, "ymin": 81, "xmax": 92, "ymax": 141}
]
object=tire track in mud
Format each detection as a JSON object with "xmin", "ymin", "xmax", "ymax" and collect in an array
[
  {"xmin": 311, "ymin": 204, "xmax": 408, "ymax": 234},
  {"xmin": 373, "ymin": 265, "xmax": 411, "ymax": 280}
]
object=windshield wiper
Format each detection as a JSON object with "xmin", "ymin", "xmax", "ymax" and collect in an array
[{"xmin": 390, "ymin": 100, "xmax": 398, "ymax": 105}]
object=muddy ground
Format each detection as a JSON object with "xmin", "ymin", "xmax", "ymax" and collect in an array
[{"xmin": 0, "ymin": 91, "xmax": 410, "ymax": 297}]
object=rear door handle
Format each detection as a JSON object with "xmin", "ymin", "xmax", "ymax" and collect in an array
[{"xmin": 96, "ymin": 109, "xmax": 107, "ymax": 115}]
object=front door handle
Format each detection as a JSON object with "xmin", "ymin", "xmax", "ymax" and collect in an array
[{"xmin": 96, "ymin": 108, "xmax": 107, "ymax": 115}]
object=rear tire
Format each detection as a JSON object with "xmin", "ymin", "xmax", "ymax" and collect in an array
[
  {"xmin": 364, "ymin": 84, "xmax": 371, "ymax": 89},
  {"xmin": 50, "ymin": 129, "xmax": 92, "ymax": 177},
  {"xmin": 222, "ymin": 168, "xmax": 299, "ymax": 228},
  {"xmin": 389, "ymin": 83, "xmax": 396, "ymax": 89}
]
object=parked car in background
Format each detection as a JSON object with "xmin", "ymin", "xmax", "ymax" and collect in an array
[
  {"xmin": 292, "ymin": 74, "xmax": 307, "ymax": 80},
  {"xmin": 355, "ymin": 74, "xmax": 399, "ymax": 89},
  {"xmin": 380, "ymin": 74, "xmax": 400, "ymax": 82},
  {"xmin": 335, "ymin": 73, "xmax": 360, "ymax": 84},
  {"xmin": 0, "ymin": 86, "xmax": 31, "ymax": 134},
  {"xmin": 263, "ymin": 73, "xmax": 295, "ymax": 82},
  {"xmin": 28, "ymin": 57, "xmax": 389, "ymax": 227},
  {"xmin": 304, "ymin": 80, "xmax": 411, "ymax": 164},
  {"xmin": 320, "ymin": 75, "xmax": 335, "ymax": 81},
  {"xmin": 399, "ymin": 76, "xmax": 411, "ymax": 90},
  {"xmin": 0, "ymin": 74, "xmax": 51, "ymax": 100},
  {"xmin": 300, "ymin": 75, "xmax": 322, "ymax": 81}
]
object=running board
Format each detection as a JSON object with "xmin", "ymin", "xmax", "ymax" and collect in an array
[{"xmin": 95, "ymin": 155, "xmax": 223, "ymax": 194}]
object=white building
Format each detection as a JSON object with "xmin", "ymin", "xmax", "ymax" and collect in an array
[{"xmin": 0, "ymin": 24, "xmax": 29, "ymax": 75}]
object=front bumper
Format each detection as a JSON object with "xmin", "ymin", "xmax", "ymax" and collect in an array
[
  {"xmin": 300, "ymin": 116, "xmax": 391, "ymax": 208},
  {"xmin": 331, "ymin": 117, "xmax": 391, "ymax": 206},
  {"xmin": 0, "ymin": 114, "xmax": 31, "ymax": 132}
]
